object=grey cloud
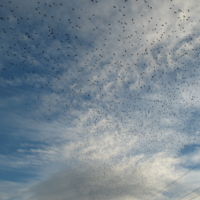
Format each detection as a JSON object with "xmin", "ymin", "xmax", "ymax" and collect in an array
[{"xmin": 30, "ymin": 162, "xmax": 152, "ymax": 200}]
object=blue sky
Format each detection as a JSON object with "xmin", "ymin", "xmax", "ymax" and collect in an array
[{"xmin": 1, "ymin": 0, "xmax": 200, "ymax": 199}]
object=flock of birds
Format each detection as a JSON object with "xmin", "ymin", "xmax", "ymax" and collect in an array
[{"xmin": 1, "ymin": 0, "xmax": 200, "ymax": 199}]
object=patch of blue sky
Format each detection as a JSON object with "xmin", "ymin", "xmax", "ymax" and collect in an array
[
  {"xmin": 0, "ymin": 168, "xmax": 37, "ymax": 182},
  {"xmin": 0, "ymin": 129, "xmax": 48, "ymax": 154},
  {"xmin": 179, "ymin": 144, "xmax": 200, "ymax": 156}
]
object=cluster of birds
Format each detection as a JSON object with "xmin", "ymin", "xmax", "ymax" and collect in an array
[{"xmin": 1, "ymin": 0, "xmax": 200, "ymax": 199}]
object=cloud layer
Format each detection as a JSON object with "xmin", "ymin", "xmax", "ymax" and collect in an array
[{"xmin": 1, "ymin": 0, "xmax": 200, "ymax": 199}]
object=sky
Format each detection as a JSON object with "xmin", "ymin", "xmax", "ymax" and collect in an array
[{"xmin": 1, "ymin": 0, "xmax": 200, "ymax": 199}]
